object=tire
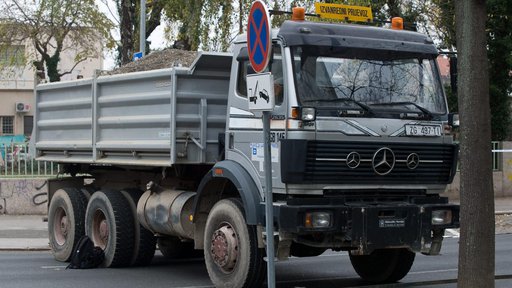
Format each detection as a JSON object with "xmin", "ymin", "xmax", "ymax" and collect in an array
[
  {"xmin": 120, "ymin": 189, "xmax": 156, "ymax": 266},
  {"xmin": 48, "ymin": 188, "xmax": 88, "ymax": 262},
  {"xmin": 85, "ymin": 190, "xmax": 135, "ymax": 267},
  {"xmin": 290, "ymin": 242, "xmax": 327, "ymax": 257},
  {"xmin": 158, "ymin": 237, "xmax": 202, "ymax": 259},
  {"xmin": 349, "ymin": 248, "xmax": 415, "ymax": 284},
  {"xmin": 204, "ymin": 198, "xmax": 266, "ymax": 288},
  {"xmin": 80, "ymin": 185, "xmax": 96, "ymax": 199}
]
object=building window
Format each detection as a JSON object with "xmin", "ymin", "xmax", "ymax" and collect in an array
[
  {"xmin": 1, "ymin": 116, "xmax": 14, "ymax": 134},
  {"xmin": 0, "ymin": 45, "xmax": 25, "ymax": 67},
  {"xmin": 24, "ymin": 116, "xmax": 33, "ymax": 136}
]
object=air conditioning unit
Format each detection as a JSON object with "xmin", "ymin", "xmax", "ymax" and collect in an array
[{"xmin": 15, "ymin": 102, "xmax": 30, "ymax": 113}]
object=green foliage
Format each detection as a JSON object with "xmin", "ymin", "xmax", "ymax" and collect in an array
[
  {"xmin": 0, "ymin": 0, "xmax": 114, "ymax": 82},
  {"xmin": 418, "ymin": 0, "xmax": 512, "ymax": 140},
  {"xmin": 486, "ymin": 0, "xmax": 512, "ymax": 140}
]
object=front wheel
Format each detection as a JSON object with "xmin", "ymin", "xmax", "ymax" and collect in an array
[
  {"xmin": 204, "ymin": 199, "xmax": 266, "ymax": 288},
  {"xmin": 349, "ymin": 248, "xmax": 415, "ymax": 284}
]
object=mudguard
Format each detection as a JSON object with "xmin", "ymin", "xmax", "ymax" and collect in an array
[{"xmin": 193, "ymin": 160, "xmax": 263, "ymax": 225}]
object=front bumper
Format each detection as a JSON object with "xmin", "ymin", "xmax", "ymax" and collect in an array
[{"xmin": 275, "ymin": 198, "xmax": 459, "ymax": 255}]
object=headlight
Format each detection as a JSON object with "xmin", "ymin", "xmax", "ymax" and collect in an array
[
  {"xmin": 432, "ymin": 209, "xmax": 453, "ymax": 225},
  {"xmin": 305, "ymin": 211, "xmax": 331, "ymax": 228},
  {"xmin": 301, "ymin": 107, "xmax": 316, "ymax": 121}
]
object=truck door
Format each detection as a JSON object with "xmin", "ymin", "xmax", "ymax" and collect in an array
[{"xmin": 226, "ymin": 43, "xmax": 287, "ymax": 193}]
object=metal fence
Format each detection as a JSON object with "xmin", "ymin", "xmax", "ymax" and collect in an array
[
  {"xmin": 0, "ymin": 143, "xmax": 59, "ymax": 178},
  {"xmin": 0, "ymin": 141, "xmax": 505, "ymax": 178},
  {"xmin": 492, "ymin": 141, "xmax": 501, "ymax": 171}
]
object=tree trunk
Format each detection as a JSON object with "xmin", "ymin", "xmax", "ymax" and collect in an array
[
  {"xmin": 455, "ymin": 1, "xmax": 495, "ymax": 287},
  {"xmin": 119, "ymin": 0, "xmax": 135, "ymax": 65}
]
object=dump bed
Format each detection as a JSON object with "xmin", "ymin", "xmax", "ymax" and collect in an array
[{"xmin": 34, "ymin": 52, "xmax": 231, "ymax": 166}]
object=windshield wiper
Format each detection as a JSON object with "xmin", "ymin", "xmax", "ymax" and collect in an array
[
  {"xmin": 369, "ymin": 101, "xmax": 434, "ymax": 119},
  {"xmin": 303, "ymin": 98, "xmax": 374, "ymax": 115}
]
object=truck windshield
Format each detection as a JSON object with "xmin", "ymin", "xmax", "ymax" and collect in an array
[{"xmin": 291, "ymin": 46, "xmax": 447, "ymax": 116}]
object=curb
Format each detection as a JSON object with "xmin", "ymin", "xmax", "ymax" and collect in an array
[
  {"xmin": 496, "ymin": 211, "xmax": 512, "ymax": 215},
  {"xmin": 0, "ymin": 247, "xmax": 50, "ymax": 251}
]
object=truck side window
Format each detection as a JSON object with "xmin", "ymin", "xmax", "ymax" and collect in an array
[{"xmin": 236, "ymin": 45, "xmax": 284, "ymax": 106}]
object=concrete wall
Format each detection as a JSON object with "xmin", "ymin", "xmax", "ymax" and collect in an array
[{"xmin": 0, "ymin": 179, "xmax": 47, "ymax": 215}]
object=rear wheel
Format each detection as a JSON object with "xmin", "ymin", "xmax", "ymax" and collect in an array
[
  {"xmin": 120, "ymin": 189, "xmax": 156, "ymax": 266},
  {"xmin": 204, "ymin": 198, "xmax": 266, "ymax": 288},
  {"xmin": 48, "ymin": 188, "xmax": 88, "ymax": 262},
  {"xmin": 85, "ymin": 190, "xmax": 135, "ymax": 267},
  {"xmin": 349, "ymin": 248, "xmax": 415, "ymax": 283}
]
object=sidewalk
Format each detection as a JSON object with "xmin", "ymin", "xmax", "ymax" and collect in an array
[
  {"xmin": 0, "ymin": 197, "xmax": 510, "ymax": 251},
  {"xmin": 0, "ymin": 215, "xmax": 49, "ymax": 251}
]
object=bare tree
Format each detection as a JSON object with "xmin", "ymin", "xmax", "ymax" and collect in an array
[
  {"xmin": 455, "ymin": 1, "xmax": 495, "ymax": 287},
  {"xmin": 0, "ymin": 0, "xmax": 114, "ymax": 82}
]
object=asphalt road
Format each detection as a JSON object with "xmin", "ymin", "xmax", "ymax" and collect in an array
[{"xmin": 1, "ymin": 234, "xmax": 511, "ymax": 288}]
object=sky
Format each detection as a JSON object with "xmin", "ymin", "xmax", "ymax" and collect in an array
[{"xmin": 95, "ymin": 0, "xmax": 169, "ymax": 70}]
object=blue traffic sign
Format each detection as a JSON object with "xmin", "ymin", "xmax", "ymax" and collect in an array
[{"xmin": 247, "ymin": 1, "xmax": 271, "ymax": 73}]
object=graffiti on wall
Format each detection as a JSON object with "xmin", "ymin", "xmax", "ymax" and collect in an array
[{"xmin": 0, "ymin": 179, "xmax": 48, "ymax": 214}]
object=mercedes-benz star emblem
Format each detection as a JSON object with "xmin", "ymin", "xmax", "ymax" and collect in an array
[
  {"xmin": 372, "ymin": 147, "xmax": 395, "ymax": 175},
  {"xmin": 346, "ymin": 152, "xmax": 361, "ymax": 169},
  {"xmin": 406, "ymin": 153, "xmax": 420, "ymax": 170}
]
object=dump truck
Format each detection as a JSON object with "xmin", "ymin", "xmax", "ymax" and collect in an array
[{"xmin": 36, "ymin": 11, "xmax": 460, "ymax": 288}]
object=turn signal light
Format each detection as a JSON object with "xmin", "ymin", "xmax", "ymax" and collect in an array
[{"xmin": 213, "ymin": 168, "xmax": 223, "ymax": 176}]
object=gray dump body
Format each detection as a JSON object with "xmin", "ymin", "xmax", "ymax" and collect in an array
[{"xmin": 34, "ymin": 53, "xmax": 232, "ymax": 166}]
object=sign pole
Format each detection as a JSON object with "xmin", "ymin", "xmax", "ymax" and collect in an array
[
  {"xmin": 246, "ymin": 2, "xmax": 275, "ymax": 286},
  {"xmin": 262, "ymin": 110, "xmax": 276, "ymax": 288}
]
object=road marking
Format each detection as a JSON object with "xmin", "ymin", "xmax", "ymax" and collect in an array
[
  {"xmin": 41, "ymin": 265, "xmax": 67, "ymax": 269},
  {"xmin": 409, "ymin": 268, "xmax": 458, "ymax": 275},
  {"xmin": 178, "ymin": 286, "xmax": 215, "ymax": 288}
]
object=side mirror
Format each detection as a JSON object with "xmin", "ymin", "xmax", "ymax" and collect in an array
[{"xmin": 449, "ymin": 113, "xmax": 459, "ymax": 127}]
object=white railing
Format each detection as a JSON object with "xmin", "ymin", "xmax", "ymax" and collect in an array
[
  {"xmin": 0, "ymin": 141, "xmax": 505, "ymax": 177},
  {"xmin": 0, "ymin": 143, "xmax": 59, "ymax": 178}
]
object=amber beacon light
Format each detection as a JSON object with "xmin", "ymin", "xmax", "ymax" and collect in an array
[
  {"xmin": 292, "ymin": 7, "xmax": 305, "ymax": 21},
  {"xmin": 391, "ymin": 17, "xmax": 404, "ymax": 30}
]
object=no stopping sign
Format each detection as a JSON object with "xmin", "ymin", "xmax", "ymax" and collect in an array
[{"xmin": 247, "ymin": 1, "xmax": 271, "ymax": 73}]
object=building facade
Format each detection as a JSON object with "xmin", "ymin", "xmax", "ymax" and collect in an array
[{"xmin": 0, "ymin": 41, "xmax": 103, "ymax": 141}]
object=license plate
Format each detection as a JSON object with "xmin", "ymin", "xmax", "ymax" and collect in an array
[
  {"xmin": 379, "ymin": 219, "xmax": 405, "ymax": 228},
  {"xmin": 405, "ymin": 124, "xmax": 441, "ymax": 137}
]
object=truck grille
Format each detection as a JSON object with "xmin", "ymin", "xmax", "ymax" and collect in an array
[{"xmin": 304, "ymin": 141, "xmax": 457, "ymax": 184}]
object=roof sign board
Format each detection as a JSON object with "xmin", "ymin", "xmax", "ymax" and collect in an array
[
  {"xmin": 315, "ymin": 3, "xmax": 373, "ymax": 22},
  {"xmin": 247, "ymin": 1, "xmax": 272, "ymax": 73}
]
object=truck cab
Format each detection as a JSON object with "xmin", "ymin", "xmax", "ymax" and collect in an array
[{"xmin": 221, "ymin": 19, "xmax": 459, "ymax": 283}]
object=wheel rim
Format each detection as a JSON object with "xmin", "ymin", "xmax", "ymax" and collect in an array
[
  {"xmin": 53, "ymin": 207, "xmax": 68, "ymax": 246},
  {"xmin": 210, "ymin": 222, "xmax": 239, "ymax": 273},
  {"xmin": 92, "ymin": 209, "xmax": 109, "ymax": 250}
]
